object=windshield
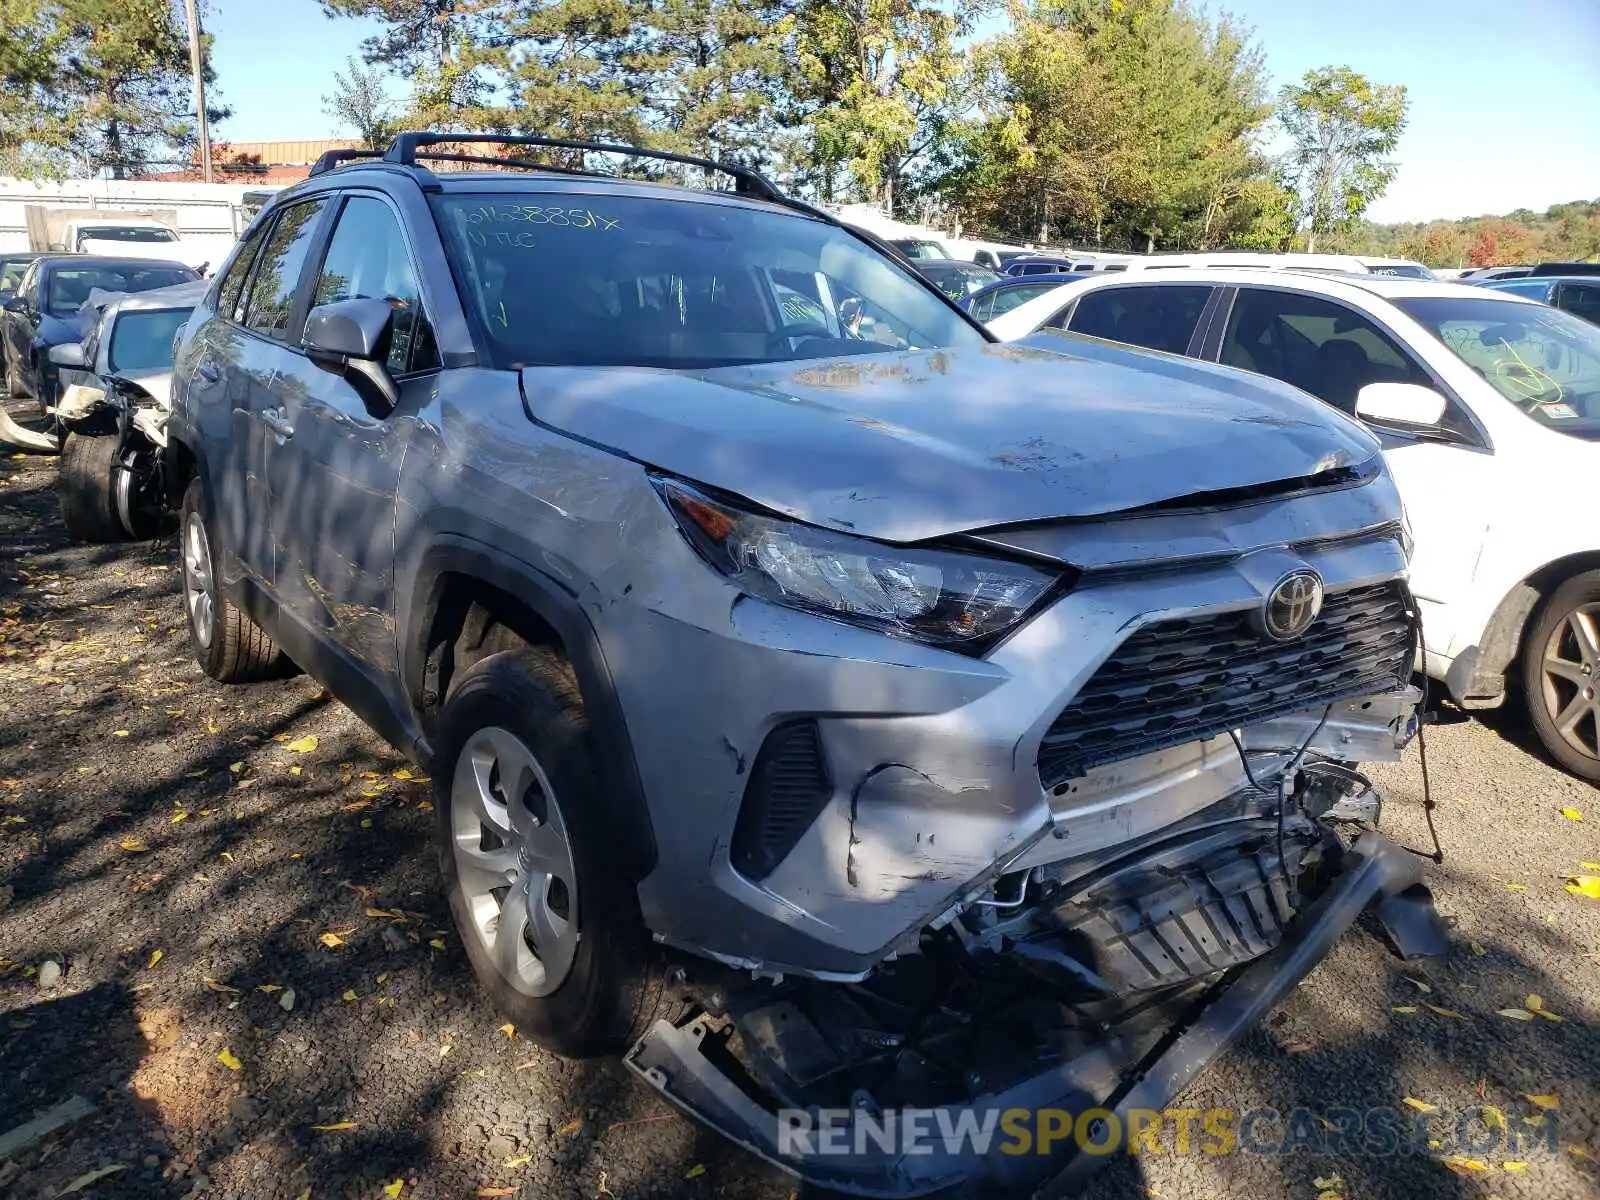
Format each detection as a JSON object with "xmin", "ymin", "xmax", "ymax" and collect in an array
[
  {"xmin": 1365, "ymin": 262, "xmax": 1434, "ymax": 279},
  {"xmin": 108, "ymin": 308, "xmax": 193, "ymax": 373},
  {"xmin": 893, "ymin": 240, "xmax": 949, "ymax": 260},
  {"xmin": 1396, "ymin": 295, "xmax": 1600, "ymax": 440},
  {"xmin": 923, "ymin": 263, "xmax": 1001, "ymax": 298},
  {"xmin": 80, "ymin": 227, "xmax": 178, "ymax": 243},
  {"xmin": 429, "ymin": 192, "xmax": 985, "ymax": 369},
  {"xmin": 45, "ymin": 266, "xmax": 194, "ymax": 317}
]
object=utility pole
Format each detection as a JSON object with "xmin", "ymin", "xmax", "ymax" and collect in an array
[{"xmin": 183, "ymin": 0, "xmax": 213, "ymax": 183}]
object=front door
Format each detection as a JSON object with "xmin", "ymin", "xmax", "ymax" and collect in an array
[{"xmin": 267, "ymin": 193, "xmax": 439, "ymax": 677}]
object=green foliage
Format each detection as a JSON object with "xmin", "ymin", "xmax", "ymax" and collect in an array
[
  {"xmin": 323, "ymin": 57, "xmax": 397, "ymax": 149},
  {"xmin": 1278, "ymin": 66, "xmax": 1407, "ymax": 252},
  {"xmin": 1340, "ymin": 199, "xmax": 1600, "ymax": 268}
]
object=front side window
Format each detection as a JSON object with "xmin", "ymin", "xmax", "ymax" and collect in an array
[
  {"xmin": 311, "ymin": 195, "xmax": 437, "ymax": 374},
  {"xmin": 1067, "ymin": 284, "xmax": 1214, "ymax": 356},
  {"xmin": 1219, "ymin": 288, "xmax": 1432, "ymax": 413},
  {"xmin": 429, "ymin": 193, "xmax": 985, "ymax": 369},
  {"xmin": 108, "ymin": 308, "xmax": 194, "ymax": 374},
  {"xmin": 987, "ymin": 282, "xmax": 1058, "ymax": 318},
  {"xmin": 243, "ymin": 199, "xmax": 328, "ymax": 340},
  {"xmin": 1396, "ymin": 295, "xmax": 1600, "ymax": 440},
  {"xmin": 216, "ymin": 220, "xmax": 269, "ymax": 323},
  {"xmin": 44, "ymin": 265, "xmax": 195, "ymax": 318}
]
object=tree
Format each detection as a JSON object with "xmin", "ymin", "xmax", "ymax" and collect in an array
[
  {"xmin": 0, "ymin": 0, "xmax": 76, "ymax": 176},
  {"xmin": 324, "ymin": 57, "xmax": 397, "ymax": 149},
  {"xmin": 1278, "ymin": 66, "xmax": 1407, "ymax": 253},
  {"xmin": 318, "ymin": 0, "xmax": 478, "ymax": 73}
]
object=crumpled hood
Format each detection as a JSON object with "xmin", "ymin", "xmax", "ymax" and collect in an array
[
  {"xmin": 111, "ymin": 369, "xmax": 173, "ymax": 409},
  {"xmin": 521, "ymin": 335, "xmax": 1381, "ymax": 541}
]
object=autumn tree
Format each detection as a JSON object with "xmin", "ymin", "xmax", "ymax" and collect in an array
[{"xmin": 1278, "ymin": 66, "xmax": 1407, "ymax": 253}]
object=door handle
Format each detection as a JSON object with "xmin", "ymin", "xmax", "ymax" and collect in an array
[
  {"xmin": 261, "ymin": 407, "xmax": 295, "ymax": 438},
  {"xmin": 196, "ymin": 361, "xmax": 221, "ymax": 383}
]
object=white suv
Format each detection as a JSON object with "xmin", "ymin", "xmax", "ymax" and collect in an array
[{"xmin": 991, "ymin": 269, "xmax": 1600, "ymax": 783}]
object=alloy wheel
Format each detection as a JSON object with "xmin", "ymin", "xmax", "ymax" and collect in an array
[
  {"xmin": 450, "ymin": 726, "xmax": 579, "ymax": 998},
  {"xmin": 1539, "ymin": 601, "xmax": 1600, "ymax": 763},
  {"xmin": 182, "ymin": 512, "xmax": 215, "ymax": 650}
]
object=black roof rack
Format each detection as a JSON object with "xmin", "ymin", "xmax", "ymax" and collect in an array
[
  {"xmin": 382, "ymin": 132, "xmax": 787, "ymax": 202},
  {"xmin": 308, "ymin": 148, "xmax": 385, "ymax": 177}
]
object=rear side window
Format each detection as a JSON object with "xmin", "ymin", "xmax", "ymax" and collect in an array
[
  {"xmin": 215, "ymin": 220, "xmax": 269, "ymax": 323},
  {"xmin": 310, "ymin": 195, "xmax": 438, "ymax": 374},
  {"xmin": 242, "ymin": 199, "xmax": 328, "ymax": 340},
  {"xmin": 1066, "ymin": 285, "xmax": 1214, "ymax": 355},
  {"xmin": 1556, "ymin": 282, "xmax": 1600, "ymax": 326}
]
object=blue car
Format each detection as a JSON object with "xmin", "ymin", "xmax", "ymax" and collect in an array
[
  {"xmin": 961, "ymin": 274, "xmax": 1088, "ymax": 322},
  {"xmin": 1481, "ymin": 275, "xmax": 1600, "ymax": 328}
]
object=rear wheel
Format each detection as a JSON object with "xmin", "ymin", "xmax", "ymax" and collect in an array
[
  {"xmin": 2, "ymin": 346, "xmax": 29, "ymax": 399},
  {"xmin": 180, "ymin": 478, "xmax": 286, "ymax": 683},
  {"xmin": 1521, "ymin": 570, "xmax": 1600, "ymax": 784},
  {"xmin": 59, "ymin": 431, "xmax": 128, "ymax": 542}
]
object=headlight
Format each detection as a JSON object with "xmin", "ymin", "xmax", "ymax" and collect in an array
[{"xmin": 654, "ymin": 477, "xmax": 1060, "ymax": 650}]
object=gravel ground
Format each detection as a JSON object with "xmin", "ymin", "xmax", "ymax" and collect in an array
[{"xmin": 1, "ymin": 395, "xmax": 1597, "ymax": 1200}]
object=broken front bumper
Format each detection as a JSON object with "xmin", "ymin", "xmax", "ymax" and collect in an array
[{"xmin": 625, "ymin": 831, "xmax": 1444, "ymax": 1198}]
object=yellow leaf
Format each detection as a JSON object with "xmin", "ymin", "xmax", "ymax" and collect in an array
[
  {"xmin": 203, "ymin": 977, "xmax": 241, "ymax": 994},
  {"xmin": 217, "ymin": 1047, "xmax": 242, "ymax": 1071},
  {"xmin": 376, "ymin": 973, "xmax": 388, "ymax": 983},
  {"xmin": 1469, "ymin": 940, "xmax": 1487, "ymax": 956},
  {"xmin": 1424, "ymin": 1004, "xmax": 1466, "ymax": 1019},
  {"xmin": 1439, "ymin": 1154, "xmax": 1488, "ymax": 1173},
  {"xmin": 1405, "ymin": 977, "xmax": 1432, "ymax": 994},
  {"xmin": 1313, "ymin": 1176, "xmax": 1342, "ymax": 1190},
  {"xmin": 290, "ymin": 766, "xmax": 303, "ymax": 777},
  {"xmin": 555, "ymin": 1118, "xmax": 581, "ymax": 1136},
  {"xmin": 383, "ymin": 1183, "xmax": 404, "ymax": 1199},
  {"xmin": 229, "ymin": 762, "xmax": 243, "ymax": 774},
  {"xmin": 112, "ymin": 729, "xmax": 130, "ymax": 738},
  {"xmin": 1566, "ymin": 876, "xmax": 1600, "ymax": 899},
  {"xmin": 1570, "ymin": 1144, "xmax": 1595, "ymax": 1162},
  {"xmin": 393, "ymin": 767, "xmax": 415, "ymax": 780},
  {"xmin": 1483, "ymin": 1106, "xmax": 1506, "ymax": 1132},
  {"xmin": 440, "ymin": 1044, "xmax": 452, "ymax": 1059},
  {"xmin": 343, "ymin": 989, "xmax": 358, "ymax": 1002},
  {"xmin": 145, "ymin": 949, "xmax": 163, "ymax": 969},
  {"xmin": 360, "ymin": 818, "xmax": 372, "ymax": 828},
  {"xmin": 1560, "ymin": 807, "xmax": 1584, "ymax": 821},
  {"xmin": 1502, "ymin": 1161, "xmax": 1529, "ymax": 1172},
  {"xmin": 311, "ymin": 1121, "xmax": 358, "ymax": 1132},
  {"xmin": 503, "ymin": 1155, "xmax": 532, "ymax": 1168},
  {"xmin": 1523, "ymin": 1115, "xmax": 1547, "ymax": 1128},
  {"xmin": 1506, "ymin": 883, "xmax": 1527, "ymax": 891},
  {"xmin": 500, "ymin": 1023, "xmax": 516, "ymax": 1039},
  {"xmin": 1404, "ymin": 1097, "xmax": 1439, "ymax": 1114},
  {"xmin": 220, "ymin": 851, "xmax": 234, "ymax": 861},
  {"xmin": 257, "ymin": 983, "xmax": 282, "ymax": 993},
  {"xmin": 1497, "ymin": 1008, "xmax": 1535, "ymax": 1020},
  {"xmin": 1524, "ymin": 1092, "xmax": 1561, "ymax": 1110},
  {"xmin": 286, "ymin": 735, "xmax": 319, "ymax": 753},
  {"xmin": 119, "ymin": 837, "xmax": 148, "ymax": 852},
  {"xmin": 171, "ymin": 811, "xmax": 189, "ymax": 824},
  {"xmin": 429, "ymin": 938, "xmax": 445, "ymax": 950},
  {"xmin": 478, "ymin": 1189, "xmax": 518, "ymax": 1198},
  {"xmin": 684, "ymin": 1164, "xmax": 706, "ymax": 1181},
  {"xmin": 1524, "ymin": 994, "xmax": 1544, "ymax": 1011},
  {"xmin": 1535, "ymin": 1009, "xmax": 1563, "ymax": 1022},
  {"xmin": 1392, "ymin": 1005, "xmax": 1419, "ymax": 1014}
]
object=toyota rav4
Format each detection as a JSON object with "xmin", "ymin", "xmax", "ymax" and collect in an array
[{"xmin": 166, "ymin": 133, "xmax": 1443, "ymax": 1196}]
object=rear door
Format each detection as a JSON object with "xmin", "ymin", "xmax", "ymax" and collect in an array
[
  {"xmin": 228, "ymin": 197, "xmax": 331, "ymax": 590},
  {"xmin": 268, "ymin": 192, "xmax": 439, "ymax": 677}
]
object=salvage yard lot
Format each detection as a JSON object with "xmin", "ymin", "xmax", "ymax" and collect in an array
[{"xmin": 0, "ymin": 405, "xmax": 1597, "ymax": 1199}]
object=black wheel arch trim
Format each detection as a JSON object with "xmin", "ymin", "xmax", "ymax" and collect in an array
[{"xmin": 403, "ymin": 534, "xmax": 658, "ymax": 881}]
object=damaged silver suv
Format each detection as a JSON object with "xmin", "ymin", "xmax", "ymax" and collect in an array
[{"xmin": 168, "ymin": 133, "xmax": 1443, "ymax": 1196}]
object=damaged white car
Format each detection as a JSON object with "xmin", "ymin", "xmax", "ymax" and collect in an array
[{"xmin": 51, "ymin": 280, "xmax": 205, "ymax": 541}]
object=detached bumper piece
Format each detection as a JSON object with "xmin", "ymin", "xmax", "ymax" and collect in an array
[{"xmin": 624, "ymin": 832, "xmax": 1433, "ymax": 1199}]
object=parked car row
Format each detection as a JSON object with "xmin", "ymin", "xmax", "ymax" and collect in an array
[{"xmin": 987, "ymin": 267, "xmax": 1600, "ymax": 783}]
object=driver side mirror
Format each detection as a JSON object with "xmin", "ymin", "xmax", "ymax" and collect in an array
[
  {"xmin": 48, "ymin": 342, "xmax": 85, "ymax": 369},
  {"xmin": 3, "ymin": 295, "xmax": 27, "ymax": 315},
  {"xmin": 304, "ymin": 298, "xmax": 399, "ymax": 416},
  {"xmin": 1355, "ymin": 382, "xmax": 1447, "ymax": 429}
]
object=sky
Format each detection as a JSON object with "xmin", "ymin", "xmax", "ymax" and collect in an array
[{"xmin": 205, "ymin": 0, "xmax": 1600, "ymax": 225}]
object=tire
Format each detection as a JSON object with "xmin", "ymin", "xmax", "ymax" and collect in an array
[
  {"xmin": 179, "ymin": 478, "xmax": 286, "ymax": 683},
  {"xmin": 1520, "ymin": 569, "xmax": 1600, "ymax": 784},
  {"xmin": 433, "ymin": 647, "xmax": 672, "ymax": 1058},
  {"xmin": 3, "ymin": 345, "xmax": 31, "ymax": 399},
  {"xmin": 59, "ymin": 431, "xmax": 129, "ymax": 543}
]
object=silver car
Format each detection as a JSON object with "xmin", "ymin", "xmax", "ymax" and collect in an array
[{"xmin": 166, "ymin": 133, "xmax": 1443, "ymax": 1195}]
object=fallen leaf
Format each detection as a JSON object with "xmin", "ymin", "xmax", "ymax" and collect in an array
[
  {"xmin": 217, "ymin": 1047, "xmax": 242, "ymax": 1070},
  {"xmin": 311, "ymin": 1121, "xmax": 359, "ymax": 1132},
  {"xmin": 1469, "ymin": 940, "xmax": 1487, "ymax": 956},
  {"xmin": 684, "ymin": 1164, "xmax": 706, "ymax": 1181},
  {"xmin": 119, "ymin": 837, "xmax": 148, "ymax": 852},
  {"xmin": 171, "ymin": 810, "xmax": 189, "ymax": 824},
  {"xmin": 1560, "ymin": 807, "xmax": 1584, "ymax": 821},
  {"xmin": 503, "ymin": 1155, "xmax": 532, "ymax": 1168},
  {"xmin": 500, "ymin": 1023, "xmax": 516, "ymax": 1039},
  {"xmin": 147, "ymin": 949, "xmax": 163, "ymax": 969},
  {"xmin": 429, "ymin": 938, "xmax": 445, "ymax": 950},
  {"xmin": 286, "ymin": 735, "xmax": 319, "ymax": 753},
  {"xmin": 229, "ymin": 762, "xmax": 243, "ymax": 774},
  {"xmin": 1424, "ymin": 1003, "xmax": 1466, "ymax": 1019},
  {"xmin": 1525, "ymin": 994, "xmax": 1545, "ymax": 1012},
  {"xmin": 1406, "ymin": 977, "xmax": 1433, "ymax": 994},
  {"xmin": 343, "ymin": 989, "xmax": 358, "ymax": 1002},
  {"xmin": 203, "ymin": 977, "xmax": 241, "ymax": 994},
  {"xmin": 112, "ymin": 729, "xmax": 130, "ymax": 738},
  {"xmin": 1502, "ymin": 1161, "xmax": 1529, "ymax": 1172},
  {"xmin": 1535, "ymin": 1009, "xmax": 1564, "ymax": 1023},
  {"xmin": 1404, "ymin": 1097, "xmax": 1439, "ymax": 1114},
  {"xmin": 1523, "ymin": 1115, "xmax": 1547, "ymax": 1128},
  {"xmin": 556, "ymin": 1117, "xmax": 582, "ymax": 1136},
  {"xmin": 1566, "ymin": 877, "xmax": 1600, "ymax": 899},
  {"xmin": 290, "ymin": 766, "xmax": 303, "ymax": 777},
  {"xmin": 1439, "ymin": 1154, "xmax": 1488, "ymax": 1174},
  {"xmin": 1313, "ymin": 1176, "xmax": 1342, "ymax": 1190},
  {"xmin": 1570, "ymin": 1144, "xmax": 1595, "ymax": 1162},
  {"xmin": 361, "ymin": 818, "xmax": 372, "ymax": 828},
  {"xmin": 1525, "ymin": 1092, "xmax": 1561, "ymax": 1110},
  {"xmin": 1483, "ymin": 1106, "xmax": 1506, "ymax": 1132},
  {"xmin": 1506, "ymin": 882, "xmax": 1527, "ymax": 891},
  {"xmin": 478, "ymin": 1190, "xmax": 517, "ymax": 1198},
  {"xmin": 257, "ymin": 983, "xmax": 282, "ymax": 993},
  {"xmin": 440, "ymin": 1044, "xmax": 452, "ymax": 1059},
  {"xmin": 384, "ymin": 1183, "xmax": 405, "ymax": 1199},
  {"xmin": 56, "ymin": 1164, "xmax": 128, "ymax": 1195},
  {"xmin": 376, "ymin": 973, "xmax": 388, "ymax": 983},
  {"xmin": 319, "ymin": 932, "xmax": 346, "ymax": 948},
  {"xmin": 1582, "ymin": 862, "xmax": 1600, "ymax": 871},
  {"xmin": 1497, "ymin": 1008, "xmax": 1535, "ymax": 1021},
  {"xmin": 1393, "ymin": 1005, "xmax": 1419, "ymax": 1014}
]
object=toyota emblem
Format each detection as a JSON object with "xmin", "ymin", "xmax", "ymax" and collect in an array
[{"xmin": 1261, "ymin": 570, "xmax": 1324, "ymax": 640}]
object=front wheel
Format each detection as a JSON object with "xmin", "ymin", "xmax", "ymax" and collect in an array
[
  {"xmin": 433, "ymin": 648, "xmax": 673, "ymax": 1058},
  {"xmin": 1521, "ymin": 570, "xmax": 1600, "ymax": 784},
  {"xmin": 59, "ymin": 432, "xmax": 127, "ymax": 542}
]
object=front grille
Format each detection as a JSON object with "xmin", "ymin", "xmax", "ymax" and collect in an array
[
  {"xmin": 731, "ymin": 721, "xmax": 834, "ymax": 880},
  {"xmin": 1038, "ymin": 582, "xmax": 1413, "ymax": 789}
]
